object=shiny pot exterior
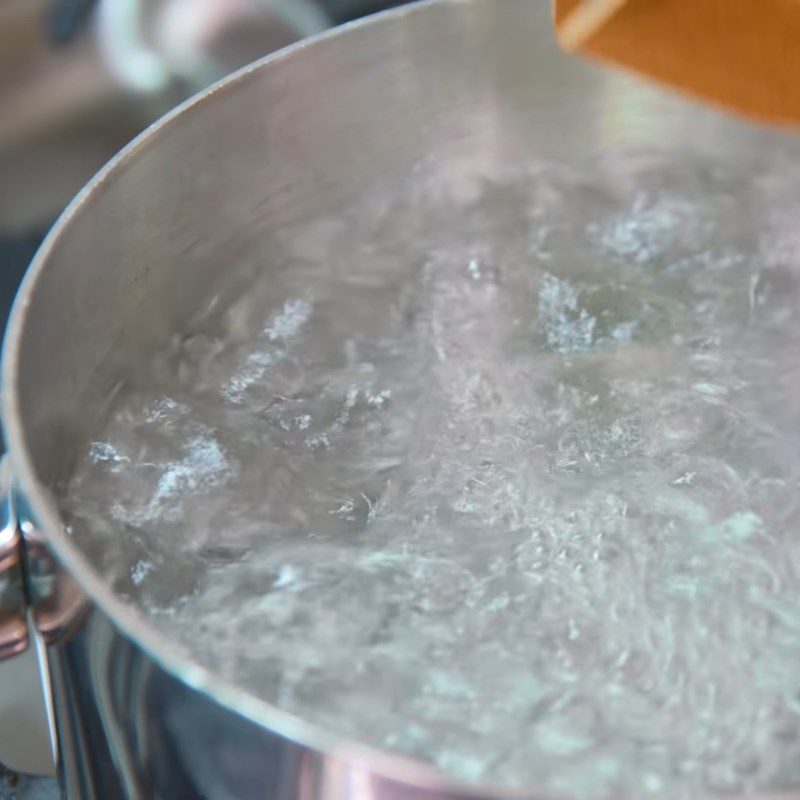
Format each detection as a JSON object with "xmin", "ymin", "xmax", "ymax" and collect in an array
[
  {"xmin": 3, "ymin": 1, "xmax": 800, "ymax": 797},
  {"xmin": 39, "ymin": 595, "xmax": 484, "ymax": 800}
]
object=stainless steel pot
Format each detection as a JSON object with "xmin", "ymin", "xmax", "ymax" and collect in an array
[{"xmin": 2, "ymin": 1, "xmax": 800, "ymax": 797}]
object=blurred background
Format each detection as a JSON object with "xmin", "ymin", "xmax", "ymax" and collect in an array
[{"xmin": 0, "ymin": 0, "xmax": 413, "ymax": 331}]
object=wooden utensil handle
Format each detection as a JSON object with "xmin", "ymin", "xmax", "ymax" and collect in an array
[{"xmin": 556, "ymin": 0, "xmax": 629, "ymax": 51}]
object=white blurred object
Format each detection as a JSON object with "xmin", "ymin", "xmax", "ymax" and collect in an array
[{"xmin": 96, "ymin": 0, "xmax": 330, "ymax": 93}]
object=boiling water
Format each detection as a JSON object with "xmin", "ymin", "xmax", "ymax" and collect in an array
[{"xmin": 63, "ymin": 150, "xmax": 800, "ymax": 798}]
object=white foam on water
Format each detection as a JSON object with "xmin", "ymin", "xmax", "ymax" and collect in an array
[{"xmin": 61, "ymin": 149, "xmax": 800, "ymax": 798}]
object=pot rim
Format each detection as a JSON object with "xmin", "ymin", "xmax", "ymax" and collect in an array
[{"xmin": 0, "ymin": 1, "xmax": 532, "ymax": 798}]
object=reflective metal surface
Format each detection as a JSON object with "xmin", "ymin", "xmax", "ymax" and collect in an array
[
  {"xmin": 47, "ymin": 609, "xmax": 499, "ymax": 800},
  {"xmin": 0, "ymin": 467, "xmax": 27, "ymax": 660},
  {"xmin": 4, "ymin": 0, "xmax": 800, "ymax": 797}
]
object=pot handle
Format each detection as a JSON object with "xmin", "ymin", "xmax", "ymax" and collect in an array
[
  {"xmin": 0, "ymin": 462, "xmax": 28, "ymax": 660},
  {"xmin": 0, "ymin": 460, "xmax": 57, "ymax": 778}
]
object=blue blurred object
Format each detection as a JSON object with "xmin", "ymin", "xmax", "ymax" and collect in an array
[
  {"xmin": 49, "ymin": 0, "xmax": 98, "ymax": 44},
  {"xmin": 0, "ymin": 230, "xmax": 45, "ymax": 331},
  {"xmin": 320, "ymin": 0, "xmax": 409, "ymax": 23}
]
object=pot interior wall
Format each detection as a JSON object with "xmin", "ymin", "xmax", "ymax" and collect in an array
[{"xmin": 10, "ymin": 0, "xmax": 794, "ymax": 488}]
